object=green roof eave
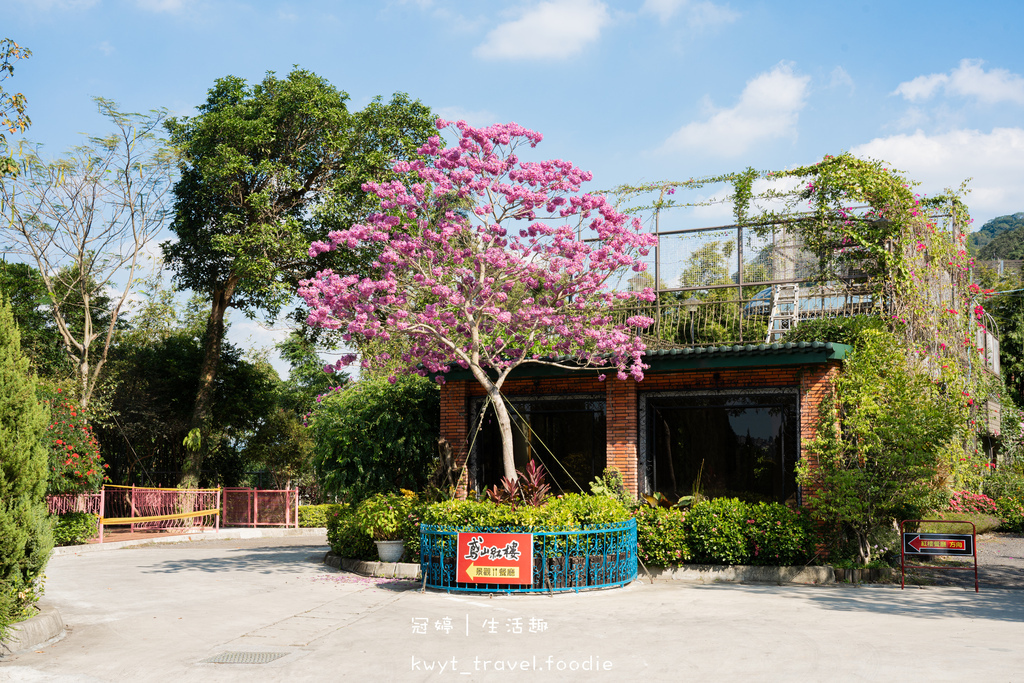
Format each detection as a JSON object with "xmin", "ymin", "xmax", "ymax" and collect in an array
[{"xmin": 437, "ymin": 341, "xmax": 851, "ymax": 382}]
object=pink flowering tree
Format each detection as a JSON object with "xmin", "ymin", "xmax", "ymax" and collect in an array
[{"xmin": 299, "ymin": 120, "xmax": 657, "ymax": 481}]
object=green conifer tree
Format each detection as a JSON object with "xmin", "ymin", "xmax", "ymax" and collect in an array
[{"xmin": 0, "ymin": 296, "xmax": 52, "ymax": 639}]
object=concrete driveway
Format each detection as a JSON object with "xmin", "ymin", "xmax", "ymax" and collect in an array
[{"xmin": 2, "ymin": 535, "xmax": 1023, "ymax": 681}]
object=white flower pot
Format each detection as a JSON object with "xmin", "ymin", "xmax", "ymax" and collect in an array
[{"xmin": 375, "ymin": 540, "xmax": 405, "ymax": 563}]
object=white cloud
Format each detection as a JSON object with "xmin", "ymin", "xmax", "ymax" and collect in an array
[
  {"xmin": 850, "ymin": 127, "xmax": 1024, "ymax": 219},
  {"xmin": 642, "ymin": 0, "xmax": 739, "ymax": 26},
  {"xmin": 893, "ymin": 59, "xmax": 1024, "ymax": 105},
  {"xmin": 97, "ymin": 41, "xmax": 115, "ymax": 56},
  {"xmin": 435, "ymin": 106, "xmax": 500, "ymax": 128},
  {"xmin": 135, "ymin": 0, "xmax": 194, "ymax": 12},
  {"xmin": 828, "ymin": 66, "xmax": 854, "ymax": 93},
  {"xmin": 662, "ymin": 62, "xmax": 810, "ymax": 157},
  {"xmin": 474, "ymin": 0, "xmax": 610, "ymax": 61}
]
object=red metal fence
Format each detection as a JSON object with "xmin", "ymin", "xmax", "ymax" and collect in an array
[
  {"xmin": 47, "ymin": 492, "xmax": 102, "ymax": 515},
  {"xmin": 99, "ymin": 485, "xmax": 221, "ymax": 542},
  {"xmin": 222, "ymin": 488, "xmax": 299, "ymax": 528}
]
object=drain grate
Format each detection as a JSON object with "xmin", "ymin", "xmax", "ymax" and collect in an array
[{"xmin": 201, "ymin": 651, "xmax": 287, "ymax": 664}]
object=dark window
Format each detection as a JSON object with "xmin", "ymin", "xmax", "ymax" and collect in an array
[
  {"xmin": 470, "ymin": 398, "xmax": 606, "ymax": 494},
  {"xmin": 646, "ymin": 392, "xmax": 798, "ymax": 504}
]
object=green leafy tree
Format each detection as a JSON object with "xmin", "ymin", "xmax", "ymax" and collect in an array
[
  {"xmin": 798, "ymin": 329, "xmax": 966, "ymax": 564},
  {"xmin": 0, "ymin": 38, "xmax": 30, "ymax": 178},
  {"xmin": 97, "ymin": 281, "xmax": 277, "ymax": 487},
  {"xmin": 0, "ymin": 297, "xmax": 52, "ymax": 639},
  {"xmin": 307, "ymin": 375, "xmax": 440, "ymax": 500},
  {"xmin": 0, "ymin": 261, "xmax": 67, "ymax": 375},
  {"xmin": 0, "ymin": 99, "xmax": 174, "ymax": 408},
  {"xmin": 162, "ymin": 68, "xmax": 433, "ymax": 487}
]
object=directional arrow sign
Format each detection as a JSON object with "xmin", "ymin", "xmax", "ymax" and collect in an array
[{"xmin": 903, "ymin": 532, "xmax": 974, "ymax": 556}]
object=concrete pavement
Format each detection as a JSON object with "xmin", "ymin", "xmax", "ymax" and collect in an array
[{"xmin": 2, "ymin": 535, "xmax": 1023, "ymax": 681}]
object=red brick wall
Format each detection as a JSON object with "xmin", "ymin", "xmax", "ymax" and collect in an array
[{"xmin": 442, "ymin": 362, "xmax": 841, "ymax": 500}]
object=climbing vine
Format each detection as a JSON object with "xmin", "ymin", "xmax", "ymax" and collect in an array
[{"xmin": 609, "ymin": 153, "xmax": 994, "ymax": 488}]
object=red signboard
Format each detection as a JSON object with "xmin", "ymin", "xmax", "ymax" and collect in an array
[{"xmin": 456, "ymin": 532, "xmax": 533, "ymax": 585}]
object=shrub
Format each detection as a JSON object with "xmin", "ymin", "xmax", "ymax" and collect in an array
[
  {"xmin": 634, "ymin": 505, "xmax": 689, "ymax": 566},
  {"xmin": 545, "ymin": 493, "xmax": 631, "ymax": 526},
  {"xmin": 983, "ymin": 469, "xmax": 1024, "ymax": 501},
  {"xmin": 298, "ymin": 504, "xmax": 344, "ymax": 528},
  {"xmin": 355, "ymin": 493, "xmax": 414, "ymax": 541},
  {"xmin": 684, "ymin": 498, "xmax": 749, "ymax": 565},
  {"xmin": 996, "ymin": 497, "xmax": 1024, "ymax": 532},
  {"xmin": 52, "ymin": 512, "xmax": 98, "ymax": 547},
  {"xmin": 744, "ymin": 503, "xmax": 811, "ymax": 566},
  {"xmin": 39, "ymin": 381, "xmax": 106, "ymax": 494},
  {"xmin": 421, "ymin": 496, "xmax": 630, "ymax": 531},
  {"xmin": 0, "ymin": 297, "xmax": 53, "ymax": 641},
  {"xmin": 307, "ymin": 375, "xmax": 439, "ymax": 500},
  {"xmin": 947, "ymin": 490, "xmax": 998, "ymax": 515},
  {"xmin": 326, "ymin": 505, "xmax": 375, "ymax": 560},
  {"xmin": 589, "ymin": 467, "xmax": 634, "ymax": 506}
]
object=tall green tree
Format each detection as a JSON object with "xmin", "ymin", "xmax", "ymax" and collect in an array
[
  {"xmin": 162, "ymin": 68, "xmax": 433, "ymax": 486},
  {"xmin": 0, "ymin": 297, "xmax": 52, "ymax": 639},
  {"xmin": 98, "ymin": 280, "xmax": 276, "ymax": 487}
]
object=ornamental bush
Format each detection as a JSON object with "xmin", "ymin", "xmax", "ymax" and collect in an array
[
  {"xmin": 634, "ymin": 505, "xmax": 689, "ymax": 566},
  {"xmin": 307, "ymin": 375, "xmax": 439, "ymax": 500},
  {"xmin": 743, "ymin": 503, "xmax": 811, "ymax": 566},
  {"xmin": 325, "ymin": 504, "xmax": 374, "ymax": 559},
  {"xmin": 0, "ymin": 297, "xmax": 53, "ymax": 640},
  {"xmin": 298, "ymin": 503, "xmax": 345, "ymax": 528},
  {"xmin": 52, "ymin": 512, "xmax": 99, "ymax": 547},
  {"xmin": 996, "ymin": 497, "xmax": 1024, "ymax": 532},
  {"xmin": 684, "ymin": 498, "xmax": 749, "ymax": 565},
  {"xmin": 39, "ymin": 381, "xmax": 107, "ymax": 494}
]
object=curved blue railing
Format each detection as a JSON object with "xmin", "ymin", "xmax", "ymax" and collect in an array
[{"xmin": 420, "ymin": 518, "xmax": 637, "ymax": 593}]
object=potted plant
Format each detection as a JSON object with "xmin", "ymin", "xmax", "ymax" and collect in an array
[{"xmin": 355, "ymin": 493, "xmax": 411, "ymax": 562}]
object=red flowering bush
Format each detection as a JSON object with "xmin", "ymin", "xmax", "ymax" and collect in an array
[
  {"xmin": 40, "ymin": 385, "xmax": 107, "ymax": 493},
  {"xmin": 947, "ymin": 490, "xmax": 998, "ymax": 515}
]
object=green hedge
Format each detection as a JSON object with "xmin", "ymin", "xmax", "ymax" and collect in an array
[
  {"xmin": 637, "ymin": 499, "xmax": 811, "ymax": 567},
  {"xmin": 52, "ymin": 513, "xmax": 98, "ymax": 547},
  {"xmin": 298, "ymin": 504, "xmax": 344, "ymax": 528},
  {"xmin": 421, "ymin": 494, "xmax": 632, "ymax": 530},
  {"xmin": 326, "ymin": 494, "xmax": 811, "ymax": 567}
]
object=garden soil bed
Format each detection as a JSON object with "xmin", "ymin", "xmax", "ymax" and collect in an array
[{"xmin": 904, "ymin": 531, "xmax": 1024, "ymax": 589}]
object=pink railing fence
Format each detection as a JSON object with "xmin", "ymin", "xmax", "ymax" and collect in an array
[
  {"xmin": 222, "ymin": 488, "xmax": 299, "ymax": 528},
  {"xmin": 99, "ymin": 485, "xmax": 221, "ymax": 542},
  {"xmin": 47, "ymin": 492, "xmax": 102, "ymax": 515}
]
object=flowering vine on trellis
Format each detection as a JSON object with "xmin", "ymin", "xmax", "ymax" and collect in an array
[{"xmin": 608, "ymin": 153, "xmax": 995, "ymax": 487}]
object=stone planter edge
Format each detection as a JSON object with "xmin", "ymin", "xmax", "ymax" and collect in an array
[
  {"xmin": 324, "ymin": 552, "xmax": 421, "ymax": 580},
  {"xmin": 0, "ymin": 604, "xmax": 65, "ymax": 657},
  {"xmin": 640, "ymin": 564, "xmax": 835, "ymax": 585}
]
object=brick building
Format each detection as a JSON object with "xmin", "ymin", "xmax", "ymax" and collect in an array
[{"xmin": 440, "ymin": 341, "xmax": 849, "ymax": 504}]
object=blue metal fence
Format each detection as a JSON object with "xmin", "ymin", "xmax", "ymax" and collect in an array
[{"xmin": 420, "ymin": 518, "xmax": 637, "ymax": 593}]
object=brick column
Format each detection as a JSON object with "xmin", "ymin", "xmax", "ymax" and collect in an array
[
  {"xmin": 605, "ymin": 380, "xmax": 639, "ymax": 496},
  {"xmin": 798, "ymin": 362, "xmax": 839, "ymax": 502},
  {"xmin": 440, "ymin": 380, "xmax": 470, "ymax": 498}
]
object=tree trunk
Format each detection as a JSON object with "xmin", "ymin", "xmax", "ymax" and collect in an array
[
  {"xmin": 470, "ymin": 364, "xmax": 517, "ymax": 482},
  {"xmin": 180, "ymin": 277, "xmax": 237, "ymax": 488},
  {"xmin": 490, "ymin": 387, "xmax": 518, "ymax": 482}
]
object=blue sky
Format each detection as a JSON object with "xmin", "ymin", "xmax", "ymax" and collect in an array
[{"xmin": 7, "ymin": 0, "xmax": 1024, "ymax": 371}]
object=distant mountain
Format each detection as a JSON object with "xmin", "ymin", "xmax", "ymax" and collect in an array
[{"xmin": 970, "ymin": 212, "xmax": 1024, "ymax": 256}]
